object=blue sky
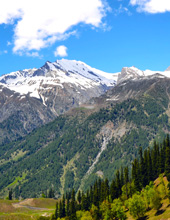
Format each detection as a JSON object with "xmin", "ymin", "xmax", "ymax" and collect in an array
[{"xmin": 0, "ymin": 0, "xmax": 170, "ymax": 76}]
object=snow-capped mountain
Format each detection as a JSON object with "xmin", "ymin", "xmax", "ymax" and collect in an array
[
  {"xmin": 0, "ymin": 59, "xmax": 117, "ymax": 101},
  {"xmin": 1, "ymin": 59, "xmax": 170, "ymax": 145},
  {"xmin": 0, "ymin": 59, "xmax": 119, "ymax": 143},
  {"xmin": 117, "ymin": 66, "xmax": 170, "ymax": 84}
]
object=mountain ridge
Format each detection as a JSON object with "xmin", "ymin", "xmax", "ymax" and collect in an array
[
  {"xmin": 0, "ymin": 59, "xmax": 170, "ymax": 145},
  {"xmin": 0, "ymin": 59, "xmax": 118, "ymax": 144}
]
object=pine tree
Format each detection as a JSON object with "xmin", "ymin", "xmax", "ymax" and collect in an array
[
  {"xmin": 100, "ymin": 180, "xmax": 105, "ymax": 202},
  {"xmin": 77, "ymin": 190, "xmax": 81, "ymax": 204},
  {"xmin": 110, "ymin": 179, "xmax": 117, "ymax": 201},
  {"xmin": 139, "ymin": 147, "xmax": 146, "ymax": 187},
  {"xmin": 115, "ymin": 170, "xmax": 122, "ymax": 197},
  {"xmin": 93, "ymin": 181, "xmax": 99, "ymax": 207},
  {"xmin": 120, "ymin": 167, "xmax": 124, "ymax": 187},
  {"xmin": 8, "ymin": 189, "xmax": 13, "ymax": 200},
  {"xmin": 124, "ymin": 167, "xmax": 129, "ymax": 198},
  {"xmin": 55, "ymin": 201, "xmax": 58, "ymax": 219},
  {"xmin": 132, "ymin": 159, "xmax": 141, "ymax": 191},
  {"xmin": 58, "ymin": 200, "xmax": 63, "ymax": 218},
  {"xmin": 158, "ymin": 144, "xmax": 165, "ymax": 174},
  {"xmin": 62, "ymin": 195, "xmax": 66, "ymax": 217},
  {"xmin": 147, "ymin": 148, "xmax": 153, "ymax": 182},
  {"xmin": 90, "ymin": 186, "xmax": 93, "ymax": 205},
  {"xmin": 165, "ymin": 135, "xmax": 170, "ymax": 181},
  {"xmin": 66, "ymin": 197, "xmax": 70, "ymax": 217},
  {"xmin": 104, "ymin": 178, "xmax": 109, "ymax": 200},
  {"xmin": 86, "ymin": 190, "xmax": 90, "ymax": 210},
  {"xmin": 143, "ymin": 149, "xmax": 149, "ymax": 185},
  {"xmin": 48, "ymin": 188, "xmax": 54, "ymax": 198},
  {"xmin": 152, "ymin": 141, "xmax": 159, "ymax": 180},
  {"xmin": 70, "ymin": 189, "xmax": 77, "ymax": 220},
  {"xmin": 81, "ymin": 192, "xmax": 89, "ymax": 211}
]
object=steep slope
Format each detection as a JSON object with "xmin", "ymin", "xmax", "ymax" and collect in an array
[
  {"xmin": 0, "ymin": 60, "xmax": 117, "ymax": 144},
  {"xmin": 0, "ymin": 75, "xmax": 170, "ymax": 198}
]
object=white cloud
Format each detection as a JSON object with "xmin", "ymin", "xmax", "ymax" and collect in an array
[
  {"xmin": 26, "ymin": 52, "xmax": 41, "ymax": 58},
  {"xmin": 0, "ymin": 0, "xmax": 110, "ymax": 54},
  {"xmin": 54, "ymin": 46, "xmax": 68, "ymax": 57},
  {"xmin": 130, "ymin": 0, "xmax": 170, "ymax": 13}
]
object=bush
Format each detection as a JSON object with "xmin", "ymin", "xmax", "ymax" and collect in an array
[{"xmin": 127, "ymin": 194, "xmax": 146, "ymax": 219}]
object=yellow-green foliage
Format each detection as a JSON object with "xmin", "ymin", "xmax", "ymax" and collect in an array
[
  {"xmin": 7, "ymin": 172, "xmax": 27, "ymax": 188},
  {"xmin": 156, "ymin": 174, "xmax": 169, "ymax": 198},
  {"xmin": 77, "ymin": 210, "xmax": 92, "ymax": 220},
  {"xmin": 126, "ymin": 194, "xmax": 146, "ymax": 219}
]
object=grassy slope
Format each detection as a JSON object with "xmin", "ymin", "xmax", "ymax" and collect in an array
[
  {"xmin": 0, "ymin": 176, "xmax": 170, "ymax": 220},
  {"xmin": 0, "ymin": 198, "xmax": 56, "ymax": 220},
  {"xmin": 127, "ymin": 175, "xmax": 170, "ymax": 219}
]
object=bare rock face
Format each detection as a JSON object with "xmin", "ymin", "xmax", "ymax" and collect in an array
[{"xmin": 117, "ymin": 66, "xmax": 145, "ymax": 84}]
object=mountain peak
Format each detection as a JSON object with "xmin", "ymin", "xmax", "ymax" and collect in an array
[
  {"xmin": 117, "ymin": 66, "xmax": 144, "ymax": 84},
  {"xmin": 165, "ymin": 66, "xmax": 170, "ymax": 71}
]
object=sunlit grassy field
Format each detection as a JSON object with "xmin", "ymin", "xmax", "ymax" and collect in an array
[{"xmin": 0, "ymin": 198, "xmax": 56, "ymax": 220}]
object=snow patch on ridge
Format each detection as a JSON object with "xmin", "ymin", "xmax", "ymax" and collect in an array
[{"xmin": 0, "ymin": 59, "xmax": 117, "ymax": 100}]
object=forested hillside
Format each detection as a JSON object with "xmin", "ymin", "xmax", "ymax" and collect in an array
[
  {"xmin": 0, "ymin": 76, "xmax": 170, "ymax": 198},
  {"xmin": 49, "ymin": 135, "xmax": 170, "ymax": 220}
]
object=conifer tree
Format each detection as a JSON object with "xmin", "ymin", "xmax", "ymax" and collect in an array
[
  {"xmin": 143, "ymin": 149, "xmax": 149, "ymax": 185},
  {"xmin": 58, "ymin": 200, "xmax": 63, "ymax": 218},
  {"xmin": 81, "ymin": 192, "xmax": 89, "ymax": 211},
  {"xmin": 90, "ymin": 186, "xmax": 93, "ymax": 205},
  {"xmin": 124, "ymin": 167, "xmax": 129, "ymax": 198},
  {"xmin": 70, "ymin": 189, "xmax": 77, "ymax": 220},
  {"xmin": 152, "ymin": 141, "xmax": 159, "ymax": 180},
  {"xmin": 62, "ymin": 195, "xmax": 66, "ymax": 217},
  {"xmin": 139, "ymin": 147, "xmax": 146, "ymax": 187},
  {"xmin": 120, "ymin": 167, "xmax": 124, "ymax": 187},
  {"xmin": 132, "ymin": 159, "xmax": 141, "ymax": 191},
  {"xmin": 100, "ymin": 180, "xmax": 105, "ymax": 202},
  {"xmin": 110, "ymin": 179, "xmax": 117, "ymax": 201},
  {"xmin": 165, "ymin": 135, "xmax": 170, "ymax": 181},
  {"xmin": 104, "ymin": 178, "xmax": 110, "ymax": 200},
  {"xmin": 55, "ymin": 201, "xmax": 58, "ymax": 219},
  {"xmin": 93, "ymin": 181, "xmax": 99, "ymax": 207},
  {"xmin": 147, "ymin": 148, "xmax": 153, "ymax": 181},
  {"xmin": 8, "ymin": 189, "xmax": 13, "ymax": 200},
  {"xmin": 77, "ymin": 190, "xmax": 81, "ymax": 204},
  {"xmin": 86, "ymin": 190, "xmax": 90, "ymax": 210},
  {"xmin": 66, "ymin": 197, "xmax": 70, "ymax": 217},
  {"xmin": 158, "ymin": 144, "xmax": 165, "ymax": 174},
  {"xmin": 115, "ymin": 170, "xmax": 122, "ymax": 197}
]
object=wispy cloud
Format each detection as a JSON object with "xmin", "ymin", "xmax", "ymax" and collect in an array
[
  {"xmin": 130, "ymin": 0, "xmax": 170, "ymax": 13},
  {"xmin": 0, "ymin": 0, "xmax": 110, "ymax": 55},
  {"xmin": 0, "ymin": 50, "xmax": 8, "ymax": 55},
  {"xmin": 114, "ymin": 4, "xmax": 132, "ymax": 16},
  {"xmin": 54, "ymin": 46, "xmax": 68, "ymax": 57},
  {"xmin": 7, "ymin": 41, "xmax": 12, "ymax": 46}
]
